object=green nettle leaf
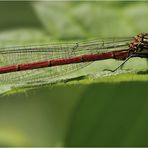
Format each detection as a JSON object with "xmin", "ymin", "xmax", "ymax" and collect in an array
[{"xmin": 0, "ymin": 1, "xmax": 148, "ymax": 147}]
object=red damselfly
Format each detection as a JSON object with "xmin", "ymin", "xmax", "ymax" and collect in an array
[{"xmin": 0, "ymin": 33, "xmax": 148, "ymax": 87}]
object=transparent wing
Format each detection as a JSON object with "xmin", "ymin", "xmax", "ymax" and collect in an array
[{"xmin": 0, "ymin": 37, "xmax": 131, "ymax": 88}]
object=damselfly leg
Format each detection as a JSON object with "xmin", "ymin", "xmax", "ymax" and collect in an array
[{"xmin": 104, "ymin": 53, "xmax": 148, "ymax": 72}]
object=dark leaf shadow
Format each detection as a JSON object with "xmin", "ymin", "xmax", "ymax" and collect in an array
[
  {"xmin": 0, "ymin": 1, "xmax": 43, "ymax": 31},
  {"xmin": 137, "ymin": 70, "xmax": 148, "ymax": 75},
  {"xmin": 64, "ymin": 82, "xmax": 148, "ymax": 147}
]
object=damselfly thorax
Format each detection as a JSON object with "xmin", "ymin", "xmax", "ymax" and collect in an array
[
  {"xmin": 106, "ymin": 33, "xmax": 148, "ymax": 72},
  {"xmin": 129, "ymin": 33, "xmax": 148, "ymax": 53}
]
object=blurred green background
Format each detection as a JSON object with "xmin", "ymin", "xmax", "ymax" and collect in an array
[{"xmin": 0, "ymin": 1, "xmax": 148, "ymax": 147}]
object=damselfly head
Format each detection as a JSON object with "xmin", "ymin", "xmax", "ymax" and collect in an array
[{"xmin": 129, "ymin": 33, "xmax": 148, "ymax": 53}]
